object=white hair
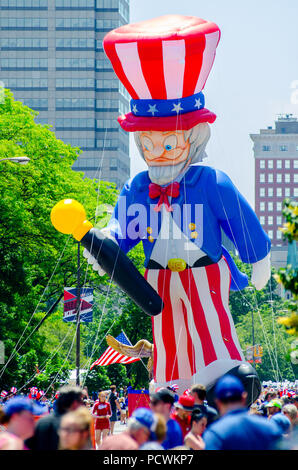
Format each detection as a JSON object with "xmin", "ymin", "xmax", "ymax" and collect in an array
[{"xmin": 133, "ymin": 123, "xmax": 210, "ymax": 185}]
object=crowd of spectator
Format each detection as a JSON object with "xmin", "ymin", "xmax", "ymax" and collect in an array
[{"xmin": 0, "ymin": 377, "xmax": 297, "ymax": 451}]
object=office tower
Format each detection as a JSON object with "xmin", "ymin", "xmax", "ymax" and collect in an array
[
  {"xmin": 0, "ymin": 0, "xmax": 130, "ymax": 187},
  {"xmin": 250, "ymin": 114, "xmax": 298, "ymax": 269}
]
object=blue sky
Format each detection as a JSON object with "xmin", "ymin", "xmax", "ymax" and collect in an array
[{"xmin": 128, "ymin": 0, "xmax": 298, "ymax": 207}]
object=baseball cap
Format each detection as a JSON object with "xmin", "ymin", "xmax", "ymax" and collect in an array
[
  {"xmin": 132, "ymin": 407, "xmax": 157, "ymax": 438},
  {"xmin": 3, "ymin": 396, "xmax": 46, "ymax": 417},
  {"xmin": 174, "ymin": 394, "xmax": 195, "ymax": 411},
  {"xmin": 271, "ymin": 413, "xmax": 291, "ymax": 433},
  {"xmin": 150, "ymin": 388, "xmax": 175, "ymax": 405},
  {"xmin": 215, "ymin": 375, "xmax": 244, "ymax": 401},
  {"xmin": 265, "ymin": 399, "xmax": 282, "ymax": 409}
]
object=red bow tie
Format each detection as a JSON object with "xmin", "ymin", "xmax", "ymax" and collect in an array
[{"xmin": 149, "ymin": 182, "xmax": 180, "ymax": 212}]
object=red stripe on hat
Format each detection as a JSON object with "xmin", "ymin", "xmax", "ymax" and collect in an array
[
  {"xmin": 182, "ymin": 35, "xmax": 205, "ymax": 98},
  {"xmin": 158, "ymin": 270, "xmax": 179, "ymax": 381},
  {"xmin": 137, "ymin": 40, "xmax": 167, "ymax": 100},
  {"xmin": 181, "ymin": 299, "xmax": 196, "ymax": 376},
  {"xmin": 180, "ymin": 269, "xmax": 217, "ymax": 366},
  {"xmin": 105, "ymin": 43, "xmax": 139, "ymax": 99},
  {"xmin": 205, "ymin": 262, "xmax": 242, "ymax": 361}
]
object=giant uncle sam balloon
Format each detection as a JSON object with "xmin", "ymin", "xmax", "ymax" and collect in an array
[{"xmin": 52, "ymin": 15, "xmax": 271, "ymax": 405}]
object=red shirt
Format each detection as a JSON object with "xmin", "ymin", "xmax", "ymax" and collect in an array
[
  {"xmin": 92, "ymin": 401, "xmax": 111, "ymax": 430},
  {"xmin": 170, "ymin": 410, "xmax": 191, "ymax": 438}
]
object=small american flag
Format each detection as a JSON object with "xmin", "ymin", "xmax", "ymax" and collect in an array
[
  {"xmin": 10, "ymin": 387, "xmax": 17, "ymax": 394},
  {"xmin": 90, "ymin": 331, "xmax": 140, "ymax": 369},
  {"xmin": 1, "ymin": 390, "xmax": 8, "ymax": 398}
]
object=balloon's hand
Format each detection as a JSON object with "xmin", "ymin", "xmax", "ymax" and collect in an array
[
  {"xmin": 251, "ymin": 252, "xmax": 271, "ymax": 290},
  {"xmin": 83, "ymin": 248, "xmax": 106, "ymax": 276}
]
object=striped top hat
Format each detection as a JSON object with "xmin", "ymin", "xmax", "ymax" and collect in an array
[{"xmin": 103, "ymin": 15, "xmax": 220, "ymax": 132}]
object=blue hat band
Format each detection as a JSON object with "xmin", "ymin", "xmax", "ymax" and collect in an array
[{"xmin": 130, "ymin": 92, "xmax": 205, "ymax": 117}]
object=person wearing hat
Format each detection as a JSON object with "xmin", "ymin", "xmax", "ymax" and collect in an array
[
  {"xmin": 170, "ymin": 394, "xmax": 194, "ymax": 438},
  {"xmin": 25, "ymin": 385, "xmax": 84, "ymax": 451},
  {"xmin": 266, "ymin": 399, "xmax": 283, "ymax": 419},
  {"xmin": 0, "ymin": 396, "xmax": 45, "ymax": 450},
  {"xmin": 84, "ymin": 14, "xmax": 270, "ymax": 403},
  {"xmin": 203, "ymin": 375, "xmax": 284, "ymax": 450},
  {"xmin": 99, "ymin": 407, "xmax": 155, "ymax": 450},
  {"xmin": 150, "ymin": 388, "xmax": 183, "ymax": 449}
]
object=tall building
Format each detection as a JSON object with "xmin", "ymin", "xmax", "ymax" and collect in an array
[
  {"xmin": 250, "ymin": 114, "xmax": 298, "ymax": 269},
  {"xmin": 0, "ymin": 0, "xmax": 130, "ymax": 187}
]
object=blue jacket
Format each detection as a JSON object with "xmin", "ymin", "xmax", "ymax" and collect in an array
[
  {"xmin": 108, "ymin": 165, "xmax": 271, "ymax": 291},
  {"xmin": 203, "ymin": 408, "xmax": 283, "ymax": 450}
]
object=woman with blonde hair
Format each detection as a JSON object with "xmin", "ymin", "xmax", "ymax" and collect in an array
[{"xmin": 58, "ymin": 406, "xmax": 93, "ymax": 450}]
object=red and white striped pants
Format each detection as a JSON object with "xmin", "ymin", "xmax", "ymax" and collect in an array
[{"xmin": 145, "ymin": 257, "xmax": 244, "ymax": 388}]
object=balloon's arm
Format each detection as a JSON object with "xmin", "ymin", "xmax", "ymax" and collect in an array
[
  {"xmin": 250, "ymin": 252, "xmax": 271, "ymax": 290},
  {"xmin": 51, "ymin": 199, "xmax": 163, "ymax": 317}
]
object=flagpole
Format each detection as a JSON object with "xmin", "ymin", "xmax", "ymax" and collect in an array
[{"xmin": 76, "ymin": 241, "xmax": 81, "ymax": 387}]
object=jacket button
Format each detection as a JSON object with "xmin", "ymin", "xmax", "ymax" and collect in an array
[
  {"xmin": 189, "ymin": 223, "xmax": 196, "ymax": 230},
  {"xmin": 147, "ymin": 227, "xmax": 153, "ymax": 234},
  {"xmin": 148, "ymin": 235, "xmax": 154, "ymax": 243},
  {"xmin": 191, "ymin": 231, "xmax": 198, "ymax": 239}
]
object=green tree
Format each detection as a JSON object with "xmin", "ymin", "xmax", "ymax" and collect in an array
[{"xmin": 0, "ymin": 89, "xmax": 118, "ymax": 391}]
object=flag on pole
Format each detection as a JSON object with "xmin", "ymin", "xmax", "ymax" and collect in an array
[{"xmin": 90, "ymin": 331, "xmax": 140, "ymax": 369}]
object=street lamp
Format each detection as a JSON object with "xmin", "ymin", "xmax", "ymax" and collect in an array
[{"xmin": 0, "ymin": 156, "xmax": 30, "ymax": 165}]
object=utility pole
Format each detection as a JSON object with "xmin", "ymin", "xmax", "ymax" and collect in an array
[{"xmin": 76, "ymin": 241, "xmax": 81, "ymax": 387}]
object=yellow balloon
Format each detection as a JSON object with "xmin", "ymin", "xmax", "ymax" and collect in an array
[{"xmin": 51, "ymin": 199, "xmax": 86, "ymax": 235}]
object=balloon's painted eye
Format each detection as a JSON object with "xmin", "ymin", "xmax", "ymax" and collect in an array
[
  {"xmin": 142, "ymin": 136, "xmax": 153, "ymax": 152},
  {"xmin": 163, "ymin": 134, "xmax": 177, "ymax": 152}
]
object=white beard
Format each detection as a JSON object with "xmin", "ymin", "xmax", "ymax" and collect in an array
[{"xmin": 148, "ymin": 160, "xmax": 189, "ymax": 185}]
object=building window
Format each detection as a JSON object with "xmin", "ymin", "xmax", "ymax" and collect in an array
[
  {"xmin": 268, "ymin": 230, "xmax": 273, "ymax": 239},
  {"xmin": 280, "ymin": 145, "xmax": 288, "ymax": 151},
  {"xmin": 22, "ymin": 98, "xmax": 48, "ymax": 109},
  {"xmin": 276, "ymin": 216, "xmax": 282, "ymax": 225},
  {"xmin": 294, "ymin": 174, "xmax": 298, "ymax": 183},
  {"xmin": 285, "ymin": 160, "xmax": 290, "ymax": 169},
  {"xmin": 276, "ymin": 202, "xmax": 282, "ymax": 211},
  {"xmin": 56, "ymin": 18, "xmax": 94, "ymax": 29},
  {"xmin": 1, "ymin": 0, "xmax": 48, "ymax": 6},
  {"xmin": 96, "ymin": 79, "xmax": 118, "ymax": 89},
  {"xmin": 3, "ymin": 78, "xmax": 48, "ymax": 88},
  {"xmin": 96, "ymin": 99, "xmax": 118, "ymax": 109},
  {"xmin": 0, "ymin": 58, "xmax": 47, "ymax": 68},
  {"xmin": 260, "ymin": 216, "xmax": 265, "ymax": 225},
  {"xmin": 259, "ymin": 188, "xmax": 265, "ymax": 197},
  {"xmin": 284, "ymin": 173, "xmax": 291, "ymax": 183},
  {"xmin": 262, "ymin": 145, "xmax": 271, "ymax": 151},
  {"xmin": 268, "ymin": 173, "xmax": 273, "ymax": 183},
  {"xmin": 96, "ymin": 19, "xmax": 120, "ymax": 30},
  {"xmin": 276, "ymin": 174, "xmax": 282, "ymax": 183},
  {"xmin": 64, "ymin": 138, "xmax": 95, "ymax": 149},
  {"xmin": 0, "ymin": 17, "xmax": 48, "ymax": 28},
  {"xmin": 110, "ymin": 158, "xmax": 117, "ymax": 170},
  {"xmin": 268, "ymin": 188, "xmax": 273, "ymax": 197},
  {"xmin": 294, "ymin": 188, "xmax": 298, "ymax": 197},
  {"xmin": 294, "ymin": 160, "xmax": 298, "ymax": 169},
  {"xmin": 268, "ymin": 160, "xmax": 273, "ymax": 169},
  {"xmin": 260, "ymin": 160, "xmax": 265, "ymax": 169},
  {"xmin": 268, "ymin": 202, "xmax": 273, "ymax": 211},
  {"xmin": 276, "ymin": 188, "xmax": 282, "ymax": 197},
  {"xmin": 56, "ymin": 78, "xmax": 94, "ymax": 88},
  {"xmin": 285, "ymin": 188, "xmax": 291, "ymax": 197},
  {"xmin": 56, "ymin": 98, "xmax": 94, "ymax": 109},
  {"xmin": 277, "ymin": 160, "xmax": 282, "ymax": 169},
  {"xmin": 276, "ymin": 231, "xmax": 282, "ymax": 240},
  {"xmin": 96, "ymin": 119, "xmax": 119, "ymax": 129},
  {"xmin": 268, "ymin": 216, "xmax": 273, "ymax": 225},
  {"xmin": 260, "ymin": 173, "xmax": 265, "ymax": 183},
  {"xmin": 56, "ymin": 118, "xmax": 94, "ymax": 128},
  {"xmin": 56, "ymin": 0, "xmax": 93, "ymax": 7},
  {"xmin": 260, "ymin": 202, "xmax": 265, "ymax": 211},
  {"xmin": 56, "ymin": 38, "xmax": 94, "ymax": 49},
  {"xmin": 56, "ymin": 58, "xmax": 94, "ymax": 69},
  {"xmin": 1, "ymin": 38, "xmax": 48, "ymax": 49}
]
